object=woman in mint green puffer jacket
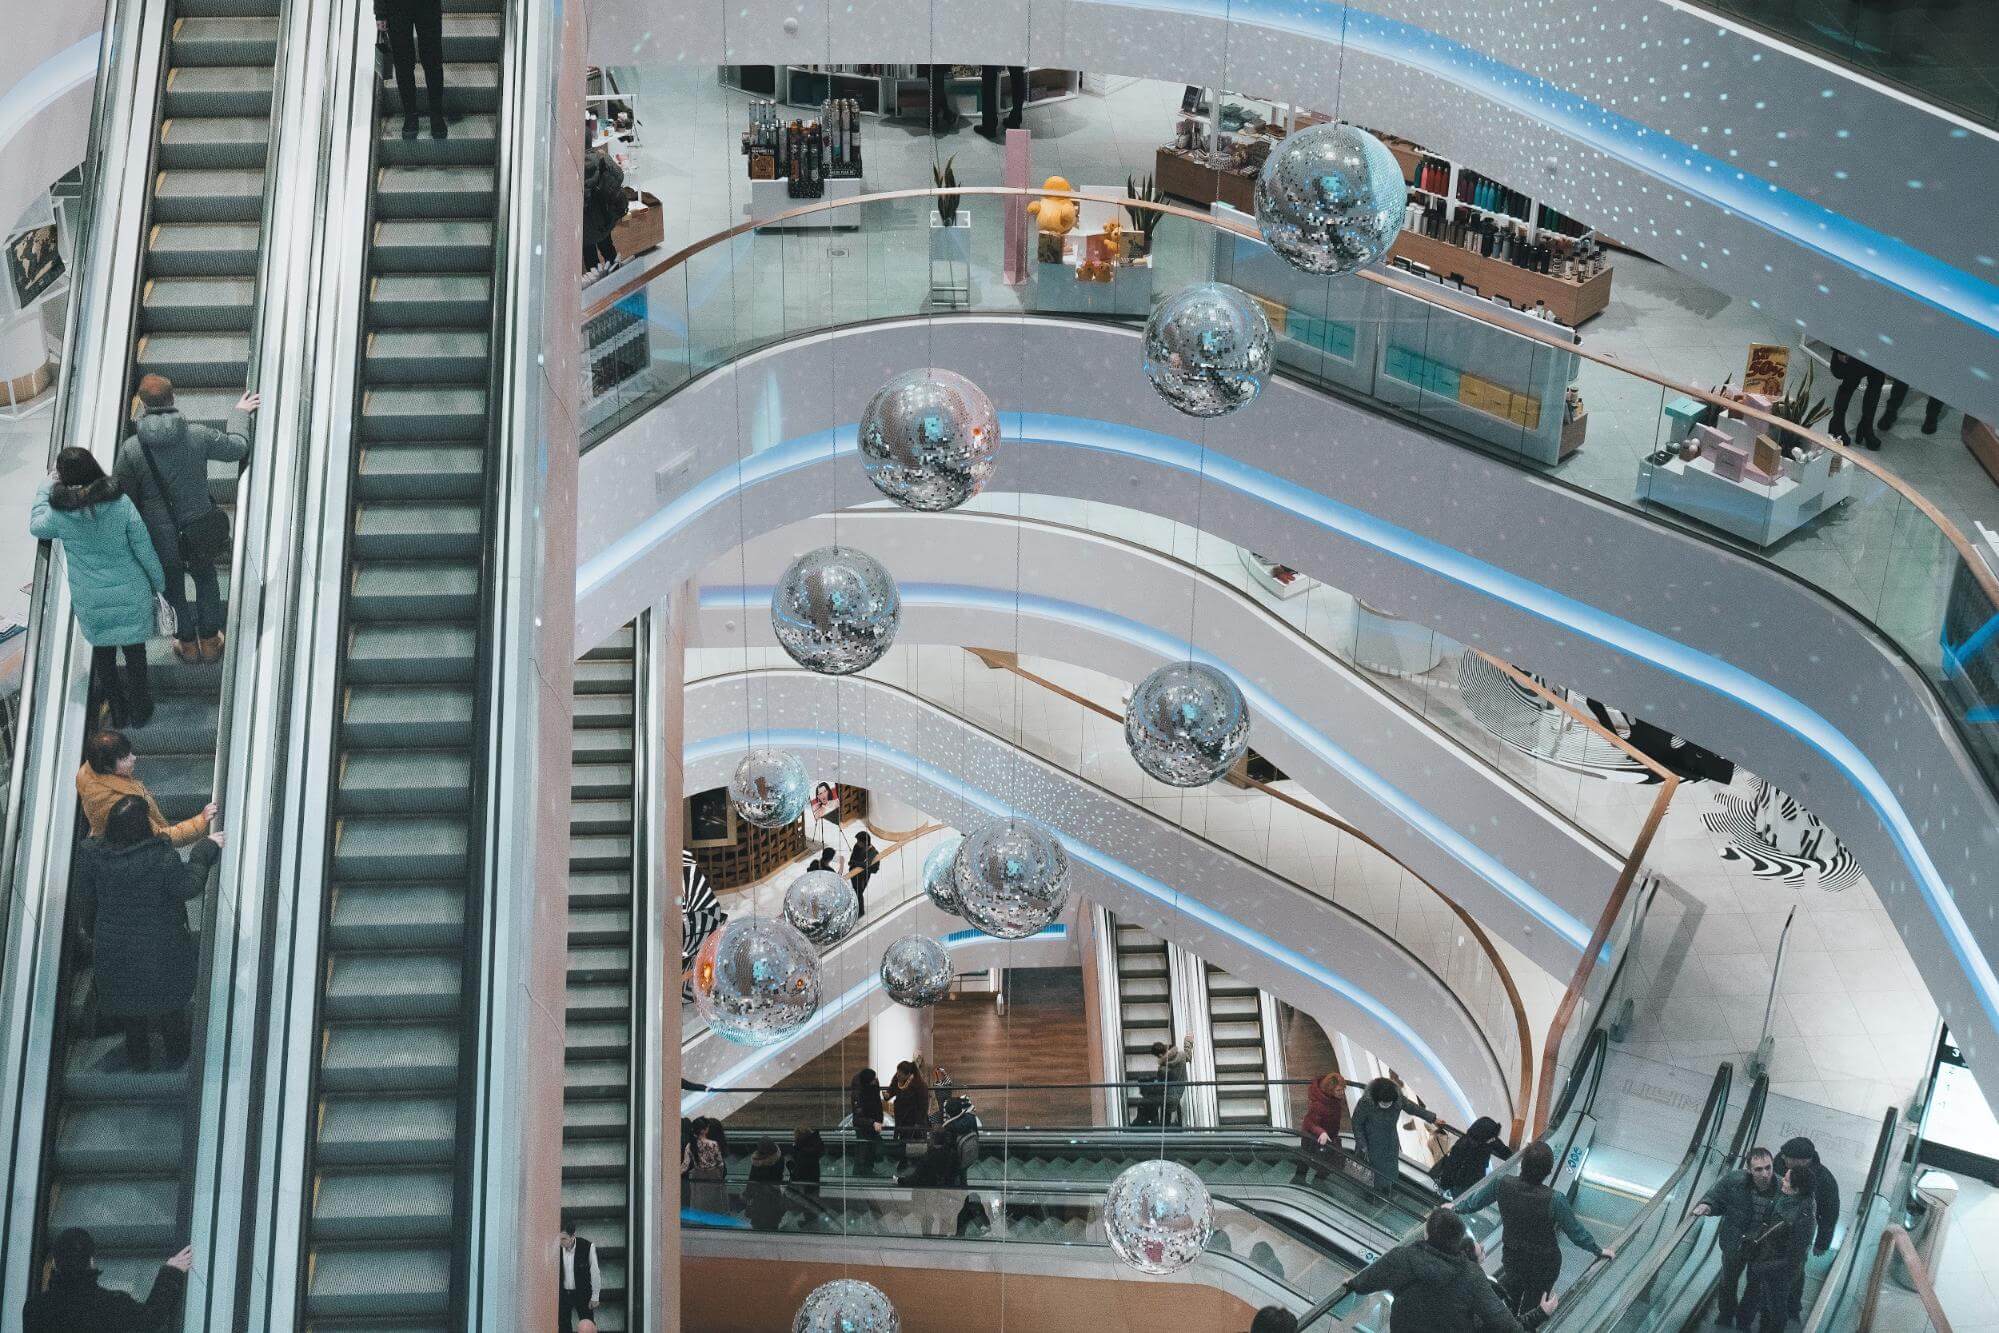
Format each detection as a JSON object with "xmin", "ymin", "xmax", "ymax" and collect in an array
[{"xmin": 29, "ymin": 448, "xmax": 165, "ymax": 726}]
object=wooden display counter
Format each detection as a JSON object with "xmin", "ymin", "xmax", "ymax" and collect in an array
[
  {"xmin": 1390, "ymin": 228, "xmax": 1611, "ymax": 326},
  {"xmin": 1155, "ymin": 147, "xmax": 1255, "ymax": 212},
  {"xmin": 1966, "ymin": 416, "xmax": 1999, "ymax": 487}
]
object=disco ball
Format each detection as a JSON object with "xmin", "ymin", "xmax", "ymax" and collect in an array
[
  {"xmin": 794, "ymin": 1279, "xmax": 900, "ymax": 1333},
  {"xmin": 921, "ymin": 835, "xmax": 964, "ymax": 915},
  {"xmin": 1124, "ymin": 661, "xmax": 1252, "ymax": 787},
  {"xmin": 770, "ymin": 546, "xmax": 901, "ymax": 675},
  {"xmin": 690, "ymin": 916, "xmax": 822, "ymax": 1046},
  {"xmin": 1104, "ymin": 1159, "xmax": 1216, "ymax": 1275},
  {"xmin": 1141, "ymin": 282, "xmax": 1274, "ymax": 418},
  {"xmin": 857, "ymin": 368, "xmax": 1001, "ymax": 510},
  {"xmin": 879, "ymin": 934, "xmax": 952, "ymax": 1007},
  {"xmin": 1253, "ymin": 122, "xmax": 1403, "ymax": 275},
  {"xmin": 782, "ymin": 868, "xmax": 859, "ymax": 946},
  {"xmin": 729, "ymin": 748, "xmax": 810, "ymax": 828},
  {"xmin": 952, "ymin": 817, "xmax": 1070, "ymax": 939}
]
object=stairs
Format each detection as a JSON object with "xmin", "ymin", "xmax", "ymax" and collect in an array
[
  {"xmin": 298, "ymin": 2, "xmax": 504, "ymax": 1324},
  {"xmin": 41, "ymin": 0, "xmax": 279, "ymax": 1300},
  {"xmin": 1204, "ymin": 963, "xmax": 1280, "ymax": 1127},
  {"xmin": 1109, "ymin": 915, "xmax": 1173, "ymax": 1123},
  {"xmin": 562, "ymin": 628, "xmax": 637, "ymax": 1333}
]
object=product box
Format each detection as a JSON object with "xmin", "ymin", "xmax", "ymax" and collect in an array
[
  {"xmin": 1664, "ymin": 395, "xmax": 1706, "ymax": 443},
  {"xmin": 1250, "ymin": 295, "xmax": 1287, "ymax": 335},
  {"xmin": 611, "ymin": 188, "xmax": 665, "ymax": 258}
]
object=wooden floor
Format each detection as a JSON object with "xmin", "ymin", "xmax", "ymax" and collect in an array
[
  {"xmin": 733, "ymin": 969, "xmax": 1095, "ymax": 1131},
  {"xmin": 1279, "ymin": 1002, "xmax": 1339, "ymax": 1126}
]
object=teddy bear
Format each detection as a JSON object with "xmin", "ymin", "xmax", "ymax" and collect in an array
[{"xmin": 1026, "ymin": 175, "xmax": 1079, "ymax": 263}]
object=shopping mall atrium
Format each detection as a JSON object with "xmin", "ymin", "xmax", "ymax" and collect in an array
[{"xmin": 2, "ymin": 0, "xmax": 1998, "ymax": 1329}]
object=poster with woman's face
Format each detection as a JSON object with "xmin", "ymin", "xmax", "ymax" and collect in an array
[
  {"xmin": 5, "ymin": 223, "xmax": 64, "ymax": 308},
  {"xmin": 809, "ymin": 782, "xmax": 840, "ymax": 819}
]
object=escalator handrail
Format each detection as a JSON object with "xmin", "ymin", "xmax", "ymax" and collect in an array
[{"xmin": 1801, "ymin": 1105, "xmax": 1907, "ymax": 1332}]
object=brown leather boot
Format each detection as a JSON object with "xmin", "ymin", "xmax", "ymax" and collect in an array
[
  {"xmin": 174, "ymin": 640, "xmax": 203, "ymax": 664},
  {"xmin": 199, "ymin": 632, "xmax": 224, "ymax": 663}
]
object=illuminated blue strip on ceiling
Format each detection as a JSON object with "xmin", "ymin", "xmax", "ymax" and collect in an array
[
  {"xmin": 698, "ymin": 578, "xmax": 1598, "ymax": 956},
  {"xmin": 1080, "ymin": 0, "xmax": 1999, "ymax": 341},
  {"xmin": 683, "ymin": 727, "xmax": 1480, "ymax": 1121},
  {"xmin": 579, "ymin": 407, "xmax": 1999, "ymax": 1042}
]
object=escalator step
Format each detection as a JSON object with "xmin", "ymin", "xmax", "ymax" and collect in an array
[
  {"xmin": 365, "ymin": 329, "xmax": 491, "ymax": 383},
  {"xmin": 565, "ymin": 1022, "xmax": 630, "ymax": 1062},
  {"xmin": 47, "ymin": 1177, "xmax": 178, "ymax": 1247},
  {"xmin": 130, "ymin": 699, "xmax": 222, "ymax": 756},
  {"xmin": 148, "ymin": 221, "xmax": 260, "ymax": 276},
  {"xmin": 368, "ymin": 273, "xmax": 492, "ymax": 327},
  {"xmin": 588, "ymin": 627, "xmax": 636, "ymax": 657},
  {"xmin": 379, "ymin": 115, "xmax": 501, "ymax": 169},
  {"xmin": 345, "ymin": 624, "xmax": 479, "ymax": 683},
  {"xmin": 360, "ymin": 386, "xmax": 487, "ymax": 441},
  {"xmin": 571, "ymin": 760, "xmax": 633, "ymax": 800},
  {"xmin": 376, "ymin": 165, "xmax": 497, "ymax": 220},
  {"xmin": 342, "ymin": 685, "xmax": 477, "ymax": 747},
  {"xmin": 436, "ymin": 12, "xmax": 504, "ymax": 57},
  {"xmin": 311, "ymin": 1169, "xmax": 455, "ymax": 1241},
  {"xmin": 162, "ymin": 66, "xmax": 275, "ymax": 118},
  {"xmin": 369, "ymin": 219, "xmax": 496, "ymax": 273},
  {"xmin": 168, "ymin": 16, "xmax": 280, "ymax": 65},
  {"xmin": 315, "ymin": 1095, "xmax": 458, "ymax": 1166},
  {"xmin": 53, "ymin": 1102, "xmax": 183, "ymax": 1173},
  {"xmin": 136, "ymin": 332, "xmax": 251, "ymax": 386},
  {"xmin": 349, "ymin": 561, "xmax": 480, "ymax": 620},
  {"xmin": 563, "ymin": 1100, "xmax": 629, "ymax": 1137},
  {"xmin": 567, "ymin": 944, "xmax": 631, "ymax": 983},
  {"xmin": 567, "ymin": 870, "xmax": 632, "ymax": 906},
  {"xmin": 572, "ymin": 719, "xmax": 633, "ymax": 755},
  {"xmin": 567, "ymin": 905, "xmax": 631, "ymax": 946},
  {"xmin": 318, "ymin": 1024, "xmax": 458, "ymax": 1093},
  {"xmin": 177, "ymin": 0, "xmax": 283, "ymax": 16},
  {"xmin": 60, "ymin": 1036, "xmax": 191, "ymax": 1100},
  {"xmin": 306, "ymin": 1245, "xmax": 451, "ymax": 1319},
  {"xmin": 564, "ymin": 1061, "xmax": 628, "ymax": 1099},
  {"xmin": 566, "ymin": 981, "xmax": 631, "ymax": 1020},
  {"xmin": 323, "ymin": 952, "xmax": 463, "ymax": 1021},
  {"xmin": 574, "ymin": 657, "xmax": 634, "ymax": 694},
  {"xmin": 333, "ymin": 816, "xmax": 468, "ymax": 879},
  {"xmin": 328, "ymin": 881, "xmax": 465, "ymax": 950},
  {"xmin": 338, "ymin": 750, "xmax": 475, "ymax": 813},
  {"xmin": 568, "ymin": 834, "xmax": 630, "ymax": 872},
  {"xmin": 158, "ymin": 116, "xmax": 270, "ymax": 170},
  {"xmin": 570, "ymin": 797, "xmax": 633, "ymax": 835},
  {"xmin": 354, "ymin": 500, "xmax": 484, "ymax": 559},
  {"xmin": 561, "ymin": 1138, "xmax": 628, "ymax": 1177},
  {"xmin": 356, "ymin": 443, "xmax": 487, "ymax": 501},
  {"xmin": 140, "ymin": 275, "xmax": 255, "ymax": 332},
  {"xmin": 574, "ymin": 694, "xmax": 633, "ymax": 726},
  {"xmin": 381, "ymin": 63, "xmax": 499, "ymax": 115}
]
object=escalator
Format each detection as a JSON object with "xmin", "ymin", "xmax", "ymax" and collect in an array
[
  {"xmin": 24, "ymin": 0, "xmax": 281, "ymax": 1301},
  {"xmin": 1105, "ymin": 912, "xmax": 1173, "ymax": 1124},
  {"xmin": 294, "ymin": 2, "xmax": 505, "ymax": 1320},
  {"xmin": 563, "ymin": 628, "xmax": 638, "ymax": 1333},
  {"xmin": 1203, "ymin": 962, "xmax": 1285, "ymax": 1128}
]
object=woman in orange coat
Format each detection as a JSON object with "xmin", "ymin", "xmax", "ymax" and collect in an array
[
  {"xmin": 76, "ymin": 730, "xmax": 213, "ymax": 849},
  {"xmin": 1293, "ymin": 1071, "xmax": 1351, "ymax": 1185}
]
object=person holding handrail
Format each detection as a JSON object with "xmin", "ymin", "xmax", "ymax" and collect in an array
[
  {"xmin": 1456, "ymin": 1140, "xmax": 1612, "ymax": 1317},
  {"xmin": 1292, "ymin": 1070, "xmax": 1351, "ymax": 1185},
  {"xmin": 1692, "ymin": 1146, "xmax": 1779, "ymax": 1329},
  {"xmin": 1346, "ymin": 1206, "xmax": 1558, "ymax": 1330},
  {"xmin": 1352, "ymin": 1076, "xmax": 1439, "ymax": 1192}
]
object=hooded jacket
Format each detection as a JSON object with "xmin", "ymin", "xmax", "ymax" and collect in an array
[
  {"xmin": 583, "ymin": 151, "xmax": 626, "ymax": 244},
  {"xmin": 29, "ymin": 478, "xmax": 164, "ymax": 647},
  {"xmin": 74, "ymin": 834, "xmax": 220, "ymax": 1018},
  {"xmin": 1348, "ymin": 1238, "xmax": 1544, "ymax": 1332},
  {"xmin": 1778, "ymin": 1137, "xmax": 1842, "ymax": 1252},
  {"xmin": 1434, "ymin": 1117, "xmax": 1509, "ymax": 1196},
  {"xmin": 114, "ymin": 407, "xmax": 250, "ymax": 568},
  {"xmin": 21, "ymin": 1261, "xmax": 186, "ymax": 1332}
]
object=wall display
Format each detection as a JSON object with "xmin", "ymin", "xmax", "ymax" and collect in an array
[
  {"xmin": 686, "ymin": 786, "xmax": 738, "ymax": 847},
  {"xmin": 808, "ymin": 781, "xmax": 842, "ymax": 821},
  {"xmin": 743, "ymin": 97, "xmax": 863, "ymax": 199},
  {"xmin": 5, "ymin": 222, "xmax": 63, "ymax": 308}
]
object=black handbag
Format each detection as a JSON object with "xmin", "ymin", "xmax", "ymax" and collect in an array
[{"xmin": 137, "ymin": 439, "xmax": 232, "ymax": 564}]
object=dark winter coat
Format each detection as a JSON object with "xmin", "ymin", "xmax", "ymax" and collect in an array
[
  {"xmin": 583, "ymin": 151, "xmax": 626, "ymax": 244},
  {"xmin": 1352, "ymin": 1091, "xmax": 1435, "ymax": 1188},
  {"xmin": 114, "ymin": 407, "xmax": 249, "ymax": 569},
  {"xmin": 29, "ymin": 478, "xmax": 164, "ymax": 647},
  {"xmin": 22, "ymin": 1263, "xmax": 186, "ymax": 1332},
  {"xmin": 851, "ymin": 1082, "xmax": 885, "ymax": 1134},
  {"xmin": 1301, "ymin": 1075, "xmax": 1346, "ymax": 1143},
  {"xmin": 1348, "ymin": 1238, "xmax": 1544, "ymax": 1332},
  {"xmin": 1698, "ymin": 1167, "xmax": 1778, "ymax": 1254},
  {"xmin": 75, "ymin": 835, "xmax": 220, "ymax": 1018},
  {"xmin": 1434, "ymin": 1116, "xmax": 1508, "ymax": 1196},
  {"xmin": 1779, "ymin": 1137, "xmax": 1843, "ymax": 1252},
  {"xmin": 1748, "ymin": 1189, "xmax": 1814, "ymax": 1287}
]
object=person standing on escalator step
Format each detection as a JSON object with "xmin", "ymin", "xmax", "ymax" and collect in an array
[
  {"xmin": 847, "ymin": 830, "xmax": 880, "ymax": 918},
  {"xmin": 1351, "ymin": 1076, "xmax": 1438, "ymax": 1192},
  {"xmin": 1292, "ymin": 1070, "xmax": 1350, "ymax": 1185},
  {"xmin": 1347, "ymin": 1206, "xmax": 1558, "ymax": 1331},
  {"xmin": 22, "ymin": 1228, "xmax": 192, "ymax": 1332},
  {"xmin": 1458, "ymin": 1139, "xmax": 1612, "ymax": 1317},
  {"xmin": 1692, "ymin": 1146, "xmax": 1778, "ymax": 1329},
  {"xmin": 376, "ymin": 0, "xmax": 447, "ymax": 141},
  {"xmin": 1777, "ymin": 1137, "xmax": 1840, "ymax": 1320}
]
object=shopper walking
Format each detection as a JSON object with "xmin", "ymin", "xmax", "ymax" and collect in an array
[
  {"xmin": 1351, "ymin": 1076, "xmax": 1437, "ymax": 1192},
  {"xmin": 376, "ymin": 0, "xmax": 447, "ymax": 140},
  {"xmin": 77, "ymin": 730, "xmax": 215, "ymax": 849},
  {"xmin": 745, "ymin": 1137, "xmax": 787, "ymax": 1231},
  {"xmin": 1460, "ymin": 1140, "xmax": 1612, "ymax": 1317},
  {"xmin": 1746, "ymin": 1162, "xmax": 1816, "ymax": 1333},
  {"xmin": 1877, "ymin": 378, "xmax": 1947, "ymax": 436},
  {"xmin": 681, "ymin": 1120, "xmax": 727, "ymax": 1213},
  {"xmin": 114, "ymin": 376, "xmax": 254, "ymax": 665},
  {"xmin": 975, "ymin": 66, "xmax": 1028, "ymax": 140},
  {"xmin": 1347, "ymin": 1206, "xmax": 1557, "ymax": 1331},
  {"xmin": 926, "ymin": 65, "xmax": 962, "ymax": 133},
  {"xmin": 1777, "ymin": 1136, "xmax": 1841, "ymax": 1319},
  {"xmin": 582, "ymin": 139, "xmax": 626, "ymax": 278},
  {"xmin": 31, "ymin": 448, "xmax": 165, "ymax": 728},
  {"xmin": 556, "ymin": 1214, "xmax": 600, "ymax": 1332},
  {"xmin": 847, "ymin": 830, "xmax": 880, "ymax": 917},
  {"xmin": 75, "ymin": 795, "xmax": 224, "ymax": 1071},
  {"xmin": 850, "ymin": 1067, "xmax": 885, "ymax": 1175},
  {"xmin": 1828, "ymin": 348, "xmax": 1886, "ymax": 450},
  {"xmin": 1293, "ymin": 1070, "xmax": 1349, "ymax": 1184},
  {"xmin": 1433, "ymin": 1116, "xmax": 1509, "ymax": 1199},
  {"xmin": 21, "ymin": 1228, "xmax": 191, "ymax": 1332},
  {"xmin": 1692, "ymin": 1146, "xmax": 1779, "ymax": 1329}
]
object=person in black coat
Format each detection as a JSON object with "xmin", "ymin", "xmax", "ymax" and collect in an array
[
  {"xmin": 76, "ymin": 795, "xmax": 223, "ymax": 1071},
  {"xmin": 1778, "ymin": 1137, "xmax": 1841, "ymax": 1318},
  {"xmin": 1432, "ymin": 1115, "xmax": 1509, "ymax": 1198},
  {"xmin": 789, "ymin": 1126, "xmax": 825, "ymax": 1198},
  {"xmin": 975, "ymin": 66, "xmax": 1028, "ymax": 140},
  {"xmin": 1347, "ymin": 1207, "xmax": 1554, "ymax": 1331},
  {"xmin": 1829, "ymin": 348, "xmax": 1886, "ymax": 450},
  {"xmin": 1692, "ymin": 1147, "xmax": 1778, "ymax": 1328},
  {"xmin": 850, "ymin": 1067, "xmax": 885, "ymax": 1176},
  {"xmin": 582, "ymin": 144, "xmax": 627, "ymax": 277},
  {"xmin": 376, "ymin": 0, "xmax": 447, "ymax": 140},
  {"xmin": 22, "ymin": 1228, "xmax": 190, "ymax": 1332},
  {"xmin": 744, "ymin": 1138, "xmax": 788, "ymax": 1231},
  {"xmin": 847, "ymin": 831, "xmax": 880, "ymax": 917}
]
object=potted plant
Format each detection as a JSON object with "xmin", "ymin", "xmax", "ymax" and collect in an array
[
  {"xmin": 1767, "ymin": 362, "xmax": 1829, "ymax": 456},
  {"xmin": 929, "ymin": 156, "xmax": 971, "ymax": 306},
  {"xmin": 1124, "ymin": 173, "xmax": 1162, "ymax": 261}
]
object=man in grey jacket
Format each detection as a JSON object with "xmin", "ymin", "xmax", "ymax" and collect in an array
[
  {"xmin": 1352, "ymin": 1076, "xmax": 1438, "ymax": 1191},
  {"xmin": 1692, "ymin": 1147, "xmax": 1778, "ymax": 1329},
  {"xmin": 114, "ymin": 374, "xmax": 256, "ymax": 663}
]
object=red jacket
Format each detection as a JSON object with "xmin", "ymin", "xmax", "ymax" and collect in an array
[{"xmin": 1301, "ymin": 1077, "xmax": 1346, "ymax": 1141}]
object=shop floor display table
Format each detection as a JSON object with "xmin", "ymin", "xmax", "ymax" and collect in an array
[
  {"xmin": 1638, "ymin": 449, "xmax": 1858, "ymax": 547},
  {"xmin": 748, "ymin": 175, "xmax": 866, "ymax": 229}
]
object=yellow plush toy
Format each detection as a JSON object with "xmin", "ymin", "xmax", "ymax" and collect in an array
[
  {"xmin": 1098, "ymin": 218, "xmax": 1123, "ymax": 260},
  {"xmin": 1026, "ymin": 175, "xmax": 1079, "ymax": 262}
]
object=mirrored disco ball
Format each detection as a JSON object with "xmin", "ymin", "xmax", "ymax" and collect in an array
[
  {"xmin": 879, "ymin": 933, "xmax": 953, "ymax": 1007},
  {"xmin": 729, "ymin": 748, "xmax": 810, "ymax": 828},
  {"xmin": 1104, "ymin": 1159, "xmax": 1215, "ymax": 1275},
  {"xmin": 794, "ymin": 1278, "xmax": 900, "ymax": 1333},
  {"xmin": 782, "ymin": 868, "xmax": 859, "ymax": 946},
  {"xmin": 1124, "ymin": 661, "xmax": 1252, "ymax": 787},
  {"xmin": 770, "ymin": 545, "xmax": 902, "ymax": 675},
  {"xmin": 1253, "ymin": 122, "xmax": 1403, "ymax": 275},
  {"xmin": 857, "ymin": 368, "xmax": 1001, "ymax": 510},
  {"xmin": 952, "ymin": 817, "xmax": 1070, "ymax": 939},
  {"xmin": 921, "ymin": 835, "xmax": 964, "ymax": 915},
  {"xmin": 1141, "ymin": 282, "xmax": 1274, "ymax": 418},
  {"xmin": 691, "ymin": 916, "xmax": 822, "ymax": 1046}
]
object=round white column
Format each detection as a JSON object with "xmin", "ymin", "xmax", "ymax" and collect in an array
[
  {"xmin": 869, "ymin": 1003, "xmax": 936, "ymax": 1083},
  {"xmin": 864, "ymin": 791, "xmax": 929, "ymax": 839}
]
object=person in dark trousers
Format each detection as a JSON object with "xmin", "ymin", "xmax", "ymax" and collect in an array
[
  {"xmin": 582, "ymin": 140, "xmax": 626, "ymax": 277},
  {"xmin": 744, "ymin": 1137, "xmax": 787, "ymax": 1231},
  {"xmin": 975, "ymin": 66, "xmax": 1028, "ymax": 140},
  {"xmin": 789, "ymin": 1126, "xmax": 825, "ymax": 1198},
  {"xmin": 376, "ymin": 0, "xmax": 447, "ymax": 140},
  {"xmin": 31, "ymin": 448, "xmax": 165, "ymax": 729},
  {"xmin": 1778, "ymin": 1136, "xmax": 1841, "ymax": 1318},
  {"xmin": 1877, "ymin": 378, "xmax": 1947, "ymax": 436},
  {"xmin": 850, "ymin": 1067, "xmax": 885, "ymax": 1175},
  {"xmin": 22, "ymin": 1228, "xmax": 191, "ymax": 1332},
  {"xmin": 114, "ymin": 374, "xmax": 255, "ymax": 664},
  {"xmin": 76, "ymin": 796, "xmax": 224, "ymax": 1071},
  {"xmin": 847, "ymin": 831, "xmax": 880, "ymax": 916},
  {"xmin": 1747, "ymin": 1162, "xmax": 1816, "ymax": 1333},
  {"xmin": 1347, "ymin": 1206, "xmax": 1557, "ymax": 1331},
  {"xmin": 890, "ymin": 1060, "xmax": 930, "ymax": 1141},
  {"xmin": 1293, "ymin": 1070, "xmax": 1350, "ymax": 1184},
  {"xmin": 1692, "ymin": 1146, "xmax": 1778, "ymax": 1329},
  {"xmin": 1829, "ymin": 348, "xmax": 1886, "ymax": 450},
  {"xmin": 1433, "ymin": 1115, "xmax": 1510, "ymax": 1198},
  {"xmin": 1351, "ymin": 1076, "xmax": 1438, "ymax": 1192},
  {"xmin": 926, "ymin": 65, "xmax": 962, "ymax": 132},
  {"xmin": 556, "ymin": 1213, "xmax": 600, "ymax": 1331},
  {"xmin": 1461, "ymin": 1140, "xmax": 1611, "ymax": 1317},
  {"xmin": 1247, "ymin": 1309, "xmax": 1300, "ymax": 1333}
]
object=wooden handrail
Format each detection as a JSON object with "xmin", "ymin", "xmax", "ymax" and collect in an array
[
  {"xmin": 973, "ymin": 650, "xmax": 1536, "ymax": 1142},
  {"xmin": 1859, "ymin": 1225, "xmax": 1956, "ymax": 1332},
  {"xmin": 582, "ymin": 184, "xmax": 1999, "ymax": 615}
]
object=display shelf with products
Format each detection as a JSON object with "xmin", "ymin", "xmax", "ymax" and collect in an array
[
  {"xmin": 1154, "ymin": 89, "xmax": 1328, "ymax": 211},
  {"xmin": 1023, "ymin": 184, "xmax": 1153, "ymax": 316},
  {"xmin": 740, "ymin": 97, "xmax": 868, "ymax": 228},
  {"xmin": 721, "ymin": 65, "xmax": 1082, "ymax": 116},
  {"xmin": 1640, "ymin": 386, "xmax": 1856, "ymax": 546},
  {"xmin": 1237, "ymin": 549, "xmax": 1315, "ymax": 601}
]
